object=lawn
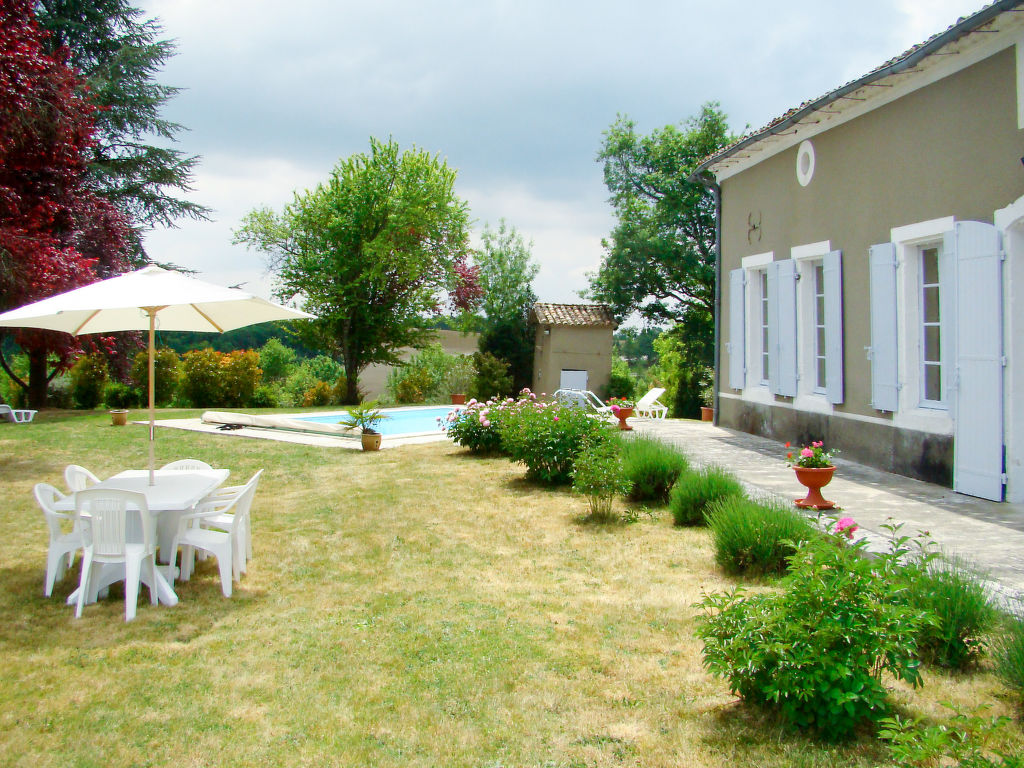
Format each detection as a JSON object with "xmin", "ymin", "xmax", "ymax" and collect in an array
[{"xmin": 0, "ymin": 410, "xmax": 1020, "ymax": 767}]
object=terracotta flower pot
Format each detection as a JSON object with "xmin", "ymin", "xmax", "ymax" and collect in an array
[
  {"xmin": 110, "ymin": 409, "xmax": 129, "ymax": 426},
  {"xmin": 361, "ymin": 431, "xmax": 382, "ymax": 451},
  {"xmin": 700, "ymin": 406, "xmax": 714, "ymax": 422},
  {"xmin": 450, "ymin": 393, "xmax": 466, "ymax": 405},
  {"xmin": 616, "ymin": 406, "xmax": 634, "ymax": 431},
  {"xmin": 793, "ymin": 465, "xmax": 836, "ymax": 509}
]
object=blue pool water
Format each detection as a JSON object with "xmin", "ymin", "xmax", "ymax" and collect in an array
[{"xmin": 294, "ymin": 405, "xmax": 457, "ymax": 436}]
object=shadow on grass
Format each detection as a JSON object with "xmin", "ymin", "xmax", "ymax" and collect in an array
[{"xmin": 0, "ymin": 560, "xmax": 253, "ymax": 650}]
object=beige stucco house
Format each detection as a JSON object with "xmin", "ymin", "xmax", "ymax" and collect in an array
[
  {"xmin": 692, "ymin": 1, "xmax": 1024, "ymax": 501},
  {"xmin": 530, "ymin": 303, "xmax": 616, "ymax": 396}
]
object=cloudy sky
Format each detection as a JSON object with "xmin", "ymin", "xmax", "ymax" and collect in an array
[{"xmin": 137, "ymin": 0, "xmax": 984, "ymax": 311}]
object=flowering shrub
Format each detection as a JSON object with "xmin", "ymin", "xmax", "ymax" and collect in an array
[
  {"xmin": 697, "ymin": 530, "xmax": 928, "ymax": 740},
  {"xmin": 442, "ymin": 390, "xmax": 537, "ymax": 454},
  {"xmin": 835, "ymin": 516, "xmax": 858, "ymax": 539},
  {"xmin": 500, "ymin": 395, "xmax": 615, "ymax": 484},
  {"xmin": 785, "ymin": 440, "xmax": 835, "ymax": 468},
  {"xmin": 606, "ymin": 396, "xmax": 635, "ymax": 409}
]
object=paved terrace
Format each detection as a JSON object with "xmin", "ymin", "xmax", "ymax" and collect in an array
[{"xmin": 633, "ymin": 418, "xmax": 1024, "ymax": 606}]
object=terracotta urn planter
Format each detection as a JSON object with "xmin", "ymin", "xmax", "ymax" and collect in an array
[
  {"xmin": 110, "ymin": 409, "xmax": 129, "ymax": 426},
  {"xmin": 700, "ymin": 406, "xmax": 714, "ymax": 422},
  {"xmin": 450, "ymin": 393, "xmax": 466, "ymax": 405},
  {"xmin": 793, "ymin": 466, "xmax": 836, "ymax": 510},
  {"xmin": 361, "ymin": 431, "xmax": 382, "ymax": 451},
  {"xmin": 615, "ymin": 406, "xmax": 634, "ymax": 431}
]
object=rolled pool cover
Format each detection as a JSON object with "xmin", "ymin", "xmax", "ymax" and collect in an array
[{"xmin": 201, "ymin": 411, "xmax": 359, "ymax": 437}]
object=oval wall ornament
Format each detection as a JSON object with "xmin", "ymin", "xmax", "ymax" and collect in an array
[{"xmin": 796, "ymin": 140, "xmax": 815, "ymax": 187}]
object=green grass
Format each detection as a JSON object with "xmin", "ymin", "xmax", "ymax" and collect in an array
[{"xmin": 0, "ymin": 409, "xmax": 1020, "ymax": 766}]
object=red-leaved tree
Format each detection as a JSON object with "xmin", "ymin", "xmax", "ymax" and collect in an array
[{"xmin": 0, "ymin": 0, "xmax": 131, "ymax": 407}]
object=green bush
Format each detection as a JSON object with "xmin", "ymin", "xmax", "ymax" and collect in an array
[
  {"xmin": 620, "ymin": 436, "xmax": 688, "ymax": 504},
  {"xmin": 47, "ymin": 377, "xmax": 73, "ymax": 409},
  {"xmin": 469, "ymin": 351, "xmax": 512, "ymax": 401},
  {"xmin": 606, "ymin": 357, "xmax": 635, "ymax": 400},
  {"xmin": 387, "ymin": 343, "xmax": 460, "ymax": 403},
  {"xmin": 180, "ymin": 348, "xmax": 223, "ymax": 407},
  {"xmin": 103, "ymin": 381, "xmax": 137, "ymax": 408},
  {"xmin": 444, "ymin": 355, "xmax": 475, "ymax": 395},
  {"xmin": 993, "ymin": 606, "xmax": 1024, "ymax": 703},
  {"xmin": 705, "ymin": 496, "xmax": 817, "ymax": 577},
  {"xmin": 668, "ymin": 466, "xmax": 744, "ymax": 526},
  {"xmin": 250, "ymin": 383, "xmax": 281, "ymax": 408},
  {"xmin": 901, "ymin": 555, "xmax": 997, "ymax": 670},
  {"xmin": 130, "ymin": 348, "xmax": 180, "ymax": 406},
  {"xmin": 69, "ymin": 354, "xmax": 108, "ymax": 409},
  {"xmin": 697, "ymin": 534, "xmax": 928, "ymax": 740},
  {"xmin": 880, "ymin": 704, "xmax": 1023, "ymax": 768},
  {"xmin": 572, "ymin": 438, "xmax": 631, "ymax": 521},
  {"xmin": 393, "ymin": 367, "xmax": 434, "ymax": 403},
  {"xmin": 499, "ymin": 398, "xmax": 614, "ymax": 485},
  {"xmin": 258, "ymin": 338, "xmax": 297, "ymax": 383},
  {"xmin": 220, "ymin": 349, "xmax": 262, "ymax": 407},
  {"xmin": 444, "ymin": 397, "xmax": 508, "ymax": 454}
]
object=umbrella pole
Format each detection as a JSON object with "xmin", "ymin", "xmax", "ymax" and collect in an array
[{"xmin": 148, "ymin": 310, "xmax": 156, "ymax": 486}]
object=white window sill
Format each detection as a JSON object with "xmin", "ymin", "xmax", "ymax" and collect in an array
[
  {"xmin": 793, "ymin": 393, "xmax": 833, "ymax": 414},
  {"xmin": 893, "ymin": 407, "xmax": 953, "ymax": 435},
  {"xmin": 741, "ymin": 386, "xmax": 775, "ymax": 405}
]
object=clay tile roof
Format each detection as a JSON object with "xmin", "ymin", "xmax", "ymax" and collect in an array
[{"xmin": 531, "ymin": 303, "xmax": 617, "ymax": 328}]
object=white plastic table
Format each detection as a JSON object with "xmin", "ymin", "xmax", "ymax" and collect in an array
[{"xmin": 57, "ymin": 469, "xmax": 230, "ymax": 607}]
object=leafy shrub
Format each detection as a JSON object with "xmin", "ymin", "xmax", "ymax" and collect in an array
[
  {"xmin": 499, "ymin": 398, "xmax": 614, "ymax": 485},
  {"xmin": 180, "ymin": 348, "xmax": 223, "ymax": 407},
  {"xmin": 443, "ymin": 392, "xmax": 534, "ymax": 454},
  {"xmin": 258, "ymin": 338, "xmax": 297, "ymax": 382},
  {"xmin": 281, "ymin": 357, "xmax": 343, "ymax": 406},
  {"xmin": 387, "ymin": 343, "xmax": 461, "ymax": 403},
  {"xmin": 69, "ymin": 354, "xmax": 108, "ymax": 409},
  {"xmin": 103, "ymin": 381, "xmax": 137, "ymax": 408},
  {"xmin": 620, "ymin": 436, "xmax": 688, "ymax": 503},
  {"xmin": 130, "ymin": 348, "xmax": 180, "ymax": 406},
  {"xmin": 993, "ymin": 606, "xmax": 1024, "ymax": 703},
  {"xmin": 705, "ymin": 496, "xmax": 817, "ymax": 576},
  {"xmin": 900, "ymin": 555, "xmax": 997, "ymax": 670},
  {"xmin": 572, "ymin": 438, "xmax": 631, "ymax": 521},
  {"xmin": 305, "ymin": 354, "xmax": 344, "ymax": 384},
  {"xmin": 393, "ymin": 367, "xmax": 433, "ymax": 403},
  {"xmin": 47, "ymin": 377, "xmax": 73, "ymax": 409},
  {"xmin": 250, "ymin": 384, "xmax": 281, "ymax": 408},
  {"xmin": 668, "ymin": 466, "xmax": 744, "ymax": 526},
  {"xmin": 220, "ymin": 349, "xmax": 262, "ymax": 407},
  {"xmin": 606, "ymin": 357, "xmax": 635, "ymax": 400},
  {"xmin": 469, "ymin": 351, "xmax": 512, "ymax": 401},
  {"xmin": 302, "ymin": 381, "xmax": 334, "ymax": 407},
  {"xmin": 880, "ymin": 704, "xmax": 1023, "ymax": 768},
  {"xmin": 444, "ymin": 355, "xmax": 475, "ymax": 395},
  {"xmin": 697, "ymin": 534, "xmax": 928, "ymax": 740}
]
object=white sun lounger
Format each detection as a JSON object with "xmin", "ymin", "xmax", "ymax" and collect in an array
[
  {"xmin": 0, "ymin": 404, "xmax": 37, "ymax": 423},
  {"xmin": 634, "ymin": 388, "xmax": 668, "ymax": 419},
  {"xmin": 553, "ymin": 389, "xmax": 612, "ymax": 413}
]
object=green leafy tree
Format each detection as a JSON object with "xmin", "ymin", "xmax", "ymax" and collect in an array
[
  {"xmin": 35, "ymin": 0, "xmax": 210, "ymax": 259},
  {"xmin": 234, "ymin": 137, "xmax": 475, "ymax": 403},
  {"xmin": 475, "ymin": 219, "xmax": 539, "ymax": 393}
]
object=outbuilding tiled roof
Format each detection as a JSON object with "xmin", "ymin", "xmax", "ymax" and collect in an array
[
  {"xmin": 691, "ymin": 0, "xmax": 1023, "ymax": 179},
  {"xmin": 531, "ymin": 303, "xmax": 616, "ymax": 328}
]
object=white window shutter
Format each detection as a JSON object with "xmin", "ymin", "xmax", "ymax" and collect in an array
[
  {"xmin": 766, "ymin": 262, "xmax": 780, "ymax": 393},
  {"xmin": 774, "ymin": 259, "xmax": 798, "ymax": 397},
  {"xmin": 823, "ymin": 250, "xmax": 844, "ymax": 404},
  {"xmin": 869, "ymin": 242, "xmax": 898, "ymax": 411},
  {"xmin": 728, "ymin": 268, "xmax": 745, "ymax": 390}
]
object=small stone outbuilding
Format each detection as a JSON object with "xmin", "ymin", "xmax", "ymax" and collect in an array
[{"xmin": 530, "ymin": 303, "xmax": 616, "ymax": 397}]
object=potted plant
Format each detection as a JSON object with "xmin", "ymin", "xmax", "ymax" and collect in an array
[
  {"xmin": 444, "ymin": 356, "xmax": 475, "ymax": 405},
  {"xmin": 607, "ymin": 396, "xmax": 635, "ymax": 431},
  {"xmin": 699, "ymin": 367, "xmax": 714, "ymax": 421},
  {"xmin": 339, "ymin": 400, "xmax": 389, "ymax": 451},
  {"xmin": 786, "ymin": 440, "xmax": 837, "ymax": 509},
  {"xmin": 110, "ymin": 409, "xmax": 129, "ymax": 426}
]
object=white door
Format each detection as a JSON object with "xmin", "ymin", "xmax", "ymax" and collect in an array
[
  {"xmin": 559, "ymin": 369, "xmax": 588, "ymax": 391},
  {"xmin": 948, "ymin": 221, "xmax": 1004, "ymax": 501}
]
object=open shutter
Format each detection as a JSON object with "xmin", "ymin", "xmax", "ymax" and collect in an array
[
  {"xmin": 869, "ymin": 242, "xmax": 899, "ymax": 411},
  {"xmin": 947, "ymin": 221, "xmax": 1004, "ymax": 501},
  {"xmin": 823, "ymin": 250, "xmax": 844, "ymax": 404},
  {"xmin": 766, "ymin": 262, "xmax": 779, "ymax": 394},
  {"xmin": 728, "ymin": 268, "xmax": 746, "ymax": 390},
  {"xmin": 774, "ymin": 259, "xmax": 798, "ymax": 397}
]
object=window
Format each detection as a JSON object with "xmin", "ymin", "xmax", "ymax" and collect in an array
[
  {"xmin": 812, "ymin": 261, "xmax": 826, "ymax": 392},
  {"xmin": 759, "ymin": 269, "xmax": 770, "ymax": 384},
  {"xmin": 920, "ymin": 244, "xmax": 944, "ymax": 407}
]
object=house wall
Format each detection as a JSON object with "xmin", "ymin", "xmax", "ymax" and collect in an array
[
  {"xmin": 718, "ymin": 45, "xmax": 1024, "ymax": 485},
  {"xmin": 360, "ymin": 330, "xmax": 479, "ymax": 399},
  {"xmin": 532, "ymin": 325, "xmax": 614, "ymax": 397}
]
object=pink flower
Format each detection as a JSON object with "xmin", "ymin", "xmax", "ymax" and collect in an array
[
  {"xmin": 610, "ymin": 404, "xmax": 620, "ymax": 414},
  {"xmin": 467, "ymin": 398, "xmax": 477, "ymax": 406},
  {"xmin": 836, "ymin": 517, "xmax": 858, "ymax": 539},
  {"xmin": 813, "ymin": 441, "xmax": 823, "ymax": 448},
  {"xmin": 801, "ymin": 447, "xmax": 814, "ymax": 458},
  {"xmin": 481, "ymin": 419, "xmax": 491, "ymax": 428},
  {"xmin": 553, "ymin": 416, "xmax": 559, "ymax": 422}
]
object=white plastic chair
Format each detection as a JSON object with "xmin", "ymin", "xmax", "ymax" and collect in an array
[
  {"xmin": 553, "ymin": 389, "xmax": 612, "ymax": 413},
  {"xmin": 0, "ymin": 404, "xmax": 37, "ymax": 423},
  {"xmin": 74, "ymin": 489, "xmax": 158, "ymax": 621},
  {"xmin": 198, "ymin": 469, "xmax": 263, "ymax": 571},
  {"xmin": 64, "ymin": 464, "xmax": 101, "ymax": 493},
  {"xmin": 33, "ymin": 483, "xmax": 85, "ymax": 597},
  {"xmin": 160, "ymin": 459, "xmax": 213, "ymax": 471},
  {"xmin": 634, "ymin": 388, "xmax": 669, "ymax": 419},
  {"xmin": 171, "ymin": 470, "xmax": 262, "ymax": 597}
]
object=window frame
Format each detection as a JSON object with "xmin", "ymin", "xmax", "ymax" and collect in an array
[
  {"xmin": 740, "ymin": 251, "xmax": 774, "ymax": 403},
  {"xmin": 791, "ymin": 240, "xmax": 833, "ymax": 413}
]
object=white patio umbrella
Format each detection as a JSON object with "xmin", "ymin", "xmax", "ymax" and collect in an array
[{"xmin": 0, "ymin": 266, "xmax": 314, "ymax": 483}]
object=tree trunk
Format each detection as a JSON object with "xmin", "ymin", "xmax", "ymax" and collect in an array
[
  {"xmin": 343, "ymin": 359, "xmax": 360, "ymax": 404},
  {"xmin": 27, "ymin": 349, "xmax": 49, "ymax": 409}
]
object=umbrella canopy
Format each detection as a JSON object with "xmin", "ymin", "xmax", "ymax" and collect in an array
[{"xmin": 0, "ymin": 266, "xmax": 315, "ymax": 482}]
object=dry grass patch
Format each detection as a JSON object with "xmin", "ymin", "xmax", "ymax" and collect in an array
[{"xmin": 0, "ymin": 410, "xmax": 1020, "ymax": 766}]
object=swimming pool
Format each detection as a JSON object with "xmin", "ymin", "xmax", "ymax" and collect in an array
[{"xmin": 293, "ymin": 405, "xmax": 458, "ymax": 437}]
